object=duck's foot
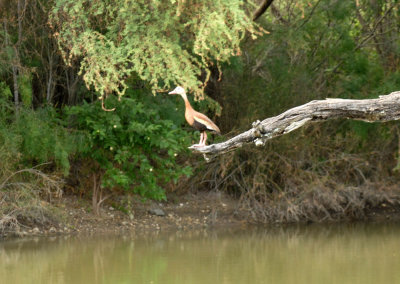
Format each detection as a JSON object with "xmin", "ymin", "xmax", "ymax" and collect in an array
[
  {"xmin": 189, "ymin": 143, "xmax": 209, "ymax": 149},
  {"xmin": 190, "ymin": 144, "xmax": 203, "ymax": 148}
]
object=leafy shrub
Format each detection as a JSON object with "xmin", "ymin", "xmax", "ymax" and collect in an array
[
  {"xmin": 16, "ymin": 108, "xmax": 83, "ymax": 174},
  {"xmin": 66, "ymin": 94, "xmax": 193, "ymax": 200},
  {"xmin": 0, "ymin": 104, "xmax": 81, "ymax": 175}
]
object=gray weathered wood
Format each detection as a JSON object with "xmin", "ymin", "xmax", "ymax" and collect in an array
[{"xmin": 189, "ymin": 91, "xmax": 400, "ymax": 156}]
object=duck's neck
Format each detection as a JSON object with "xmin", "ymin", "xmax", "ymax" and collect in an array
[{"xmin": 180, "ymin": 93, "xmax": 192, "ymax": 110}]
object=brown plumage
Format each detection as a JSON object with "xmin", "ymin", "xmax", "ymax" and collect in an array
[{"xmin": 169, "ymin": 86, "xmax": 220, "ymax": 147}]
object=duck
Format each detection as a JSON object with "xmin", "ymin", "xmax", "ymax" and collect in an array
[{"xmin": 168, "ymin": 86, "xmax": 221, "ymax": 147}]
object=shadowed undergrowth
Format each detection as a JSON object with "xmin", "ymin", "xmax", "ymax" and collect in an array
[
  {"xmin": 190, "ymin": 122, "xmax": 400, "ymax": 223},
  {"xmin": 237, "ymin": 183, "xmax": 400, "ymax": 223}
]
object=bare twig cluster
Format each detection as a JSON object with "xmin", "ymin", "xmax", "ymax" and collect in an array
[{"xmin": 0, "ymin": 164, "xmax": 63, "ymax": 235}]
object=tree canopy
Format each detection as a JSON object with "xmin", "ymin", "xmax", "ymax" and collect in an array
[{"xmin": 50, "ymin": 0, "xmax": 263, "ymax": 101}]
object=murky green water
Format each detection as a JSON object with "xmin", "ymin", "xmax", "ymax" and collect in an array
[{"xmin": 1, "ymin": 223, "xmax": 400, "ymax": 284}]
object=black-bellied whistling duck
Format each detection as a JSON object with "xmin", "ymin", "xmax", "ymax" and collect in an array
[{"xmin": 169, "ymin": 86, "xmax": 220, "ymax": 147}]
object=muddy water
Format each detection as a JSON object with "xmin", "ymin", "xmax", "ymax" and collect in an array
[{"xmin": 1, "ymin": 223, "xmax": 400, "ymax": 284}]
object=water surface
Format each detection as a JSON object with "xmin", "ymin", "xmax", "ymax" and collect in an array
[{"xmin": 1, "ymin": 223, "xmax": 400, "ymax": 283}]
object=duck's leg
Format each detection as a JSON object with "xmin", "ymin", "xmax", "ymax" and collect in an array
[
  {"xmin": 199, "ymin": 132, "xmax": 204, "ymax": 145},
  {"xmin": 192, "ymin": 132, "xmax": 203, "ymax": 147},
  {"xmin": 202, "ymin": 132, "xmax": 208, "ymax": 146}
]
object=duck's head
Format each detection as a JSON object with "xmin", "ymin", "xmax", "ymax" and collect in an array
[{"xmin": 168, "ymin": 86, "xmax": 186, "ymax": 97}]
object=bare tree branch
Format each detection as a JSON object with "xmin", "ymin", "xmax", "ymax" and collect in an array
[
  {"xmin": 270, "ymin": 4, "xmax": 288, "ymax": 25},
  {"xmin": 253, "ymin": 0, "xmax": 275, "ymax": 21},
  {"xmin": 189, "ymin": 91, "xmax": 400, "ymax": 156}
]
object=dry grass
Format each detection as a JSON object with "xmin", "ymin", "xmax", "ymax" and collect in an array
[{"xmin": 0, "ymin": 164, "xmax": 64, "ymax": 236}]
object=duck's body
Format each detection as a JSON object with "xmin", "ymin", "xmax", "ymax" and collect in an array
[{"xmin": 169, "ymin": 86, "xmax": 220, "ymax": 146}]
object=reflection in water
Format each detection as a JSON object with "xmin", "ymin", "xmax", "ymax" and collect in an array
[{"xmin": 1, "ymin": 223, "xmax": 400, "ymax": 283}]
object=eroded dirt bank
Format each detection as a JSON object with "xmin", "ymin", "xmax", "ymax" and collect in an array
[{"xmin": 2, "ymin": 190, "xmax": 400, "ymax": 239}]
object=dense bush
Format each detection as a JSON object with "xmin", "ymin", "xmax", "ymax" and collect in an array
[
  {"xmin": 2, "ymin": 71, "xmax": 194, "ymax": 202},
  {"xmin": 66, "ymin": 91, "xmax": 193, "ymax": 200},
  {"xmin": 0, "ymin": 102, "xmax": 81, "ymax": 175}
]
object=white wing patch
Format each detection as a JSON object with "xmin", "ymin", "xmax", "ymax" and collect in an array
[{"xmin": 194, "ymin": 116, "xmax": 216, "ymax": 131}]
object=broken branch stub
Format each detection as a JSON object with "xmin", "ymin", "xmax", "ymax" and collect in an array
[{"xmin": 189, "ymin": 91, "xmax": 400, "ymax": 156}]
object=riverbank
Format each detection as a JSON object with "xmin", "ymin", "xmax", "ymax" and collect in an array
[
  {"xmin": 0, "ymin": 191, "xmax": 247, "ymax": 238},
  {"xmin": 1, "ymin": 189, "xmax": 400, "ymax": 239}
]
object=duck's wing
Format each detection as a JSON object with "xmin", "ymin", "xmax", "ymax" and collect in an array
[{"xmin": 193, "ymin": 111, "xmax": 221, "ymax": 133}]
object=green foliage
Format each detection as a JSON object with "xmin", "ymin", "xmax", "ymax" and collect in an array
[
  {"xmin": 0, "ymin": 107, "xmax": 83, "ymax": 175},
  {"xmin": 50, "ymin": 0, "xmax": 261, "ymax": 99},
  {"xmin": 66, "ymin": 92, "xmax": 192, "ymax": 200},
  {"xmin": 18, "ymin": 72, "xmax": 33, "ymax": 108},
  {"xmin": 0, "ymin": 81, "xmax": 13, "ymax": 120}
]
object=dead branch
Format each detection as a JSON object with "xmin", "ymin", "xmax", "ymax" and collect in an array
[
  {"xmin": 253, "ymin": 0, "xmax": 275, "ymax": 21},
  {"xmin": 189, "ymin": 91, "xmax": 400, "ymax": 156}
]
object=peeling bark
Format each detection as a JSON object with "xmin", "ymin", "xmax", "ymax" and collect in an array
[{"xmin": 189, "ymin": 91, "xmax": 400, "ymax": 156}]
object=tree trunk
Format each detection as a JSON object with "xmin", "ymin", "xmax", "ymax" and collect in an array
[
  {"xmin": 92, "ymin": 173, "xmax": 109, "ymax": 215},
  {"xmin": 3, "ymin": 19, "xmax": 19, "ymax": 109},
  {"xmin": 11, "ymin": 63, "xmax": 19, "ymax": 108},
  {"xmin": 190, "ymin": 91, "xmax": 400, "ymax": 156}
]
